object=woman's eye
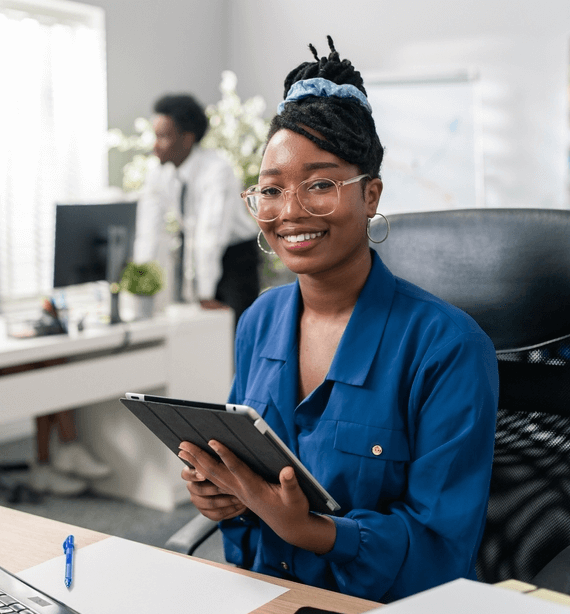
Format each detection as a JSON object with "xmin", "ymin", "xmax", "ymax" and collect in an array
[
  {"xmin": 259, "ymin": 186, "xmax": 282, "ymax": 198},
  {"xmin": 307, "ymin": 180, "xmax": 335, "ymax": 192}
]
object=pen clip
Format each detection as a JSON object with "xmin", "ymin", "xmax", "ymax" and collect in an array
[{"xmin": 63, "ymin": 534, "xmax": 74, "ymax": 552}]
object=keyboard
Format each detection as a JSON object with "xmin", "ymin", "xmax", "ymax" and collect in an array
[{"xmin": 0, "ymin": 565, "xmax": 79, "ymax": 614}]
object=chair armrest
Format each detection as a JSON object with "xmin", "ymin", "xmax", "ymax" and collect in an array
[{"xmin": 164, "ymin": 514, "xmax": 219, "ymax": 556}]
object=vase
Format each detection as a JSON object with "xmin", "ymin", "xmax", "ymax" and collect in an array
[{"xmin": 133, "ymin": 295, "xmax": 155, "ymax": 320}]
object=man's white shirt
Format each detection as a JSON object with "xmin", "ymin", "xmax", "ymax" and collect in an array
[{"xmin": 134, "ymin": 145, "xmax": 257, "ymax": 302}]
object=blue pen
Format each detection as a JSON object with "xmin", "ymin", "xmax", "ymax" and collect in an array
[{"xmin": 63, "ymin": 535, "xmax": 74, "ymax": 588}]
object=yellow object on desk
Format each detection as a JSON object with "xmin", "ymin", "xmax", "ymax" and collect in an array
[{"xmin": 496, "ymin": 579, "xmax": 570, "ymax": 606}]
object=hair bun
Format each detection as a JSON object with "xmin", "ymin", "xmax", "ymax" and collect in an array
[{"xmin": 283, "ymin": 36, "xmax": 367, "ymax": 98}]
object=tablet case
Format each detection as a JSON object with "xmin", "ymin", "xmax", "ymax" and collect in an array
[{"xmin": 119, "ymin": 397, "xmax": 337, "ymax": 514}]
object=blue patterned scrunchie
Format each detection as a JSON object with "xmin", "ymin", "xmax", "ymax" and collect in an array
[{"xmin": 277, "ymin": 77, "xmax": 373, "ymax": 115}]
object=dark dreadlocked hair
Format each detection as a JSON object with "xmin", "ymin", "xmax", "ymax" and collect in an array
[{"xmin": 267, "ymin": 36, "xmax": 384, "ymax": 178}]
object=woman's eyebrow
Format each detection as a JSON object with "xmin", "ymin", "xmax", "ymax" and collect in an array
[
  {"xmin": 259, "ymin": 168, "xmax": 280, "ymax": 176},
  {"xmin": 260, "ymin": 162, "xmax": 340, "ymax": 176},
  {"xmin": 303, "ymin": 162, "xmax": 340, "ymax": 171}
]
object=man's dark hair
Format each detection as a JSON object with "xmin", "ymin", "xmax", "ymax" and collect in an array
[
  {"xmin": 153, "ymin": 94, "xmax": 209, "ymax": 142},
  {"xmin": 267, "ymin": 36, "xmax": 384, "ymax": 179}
]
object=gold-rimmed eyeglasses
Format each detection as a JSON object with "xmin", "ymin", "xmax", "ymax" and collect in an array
[{"xmin": 241, "ymin": 174, "xmax": 370, "ymax": 222}]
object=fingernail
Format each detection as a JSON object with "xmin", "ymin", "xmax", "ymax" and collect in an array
[{"xmin": 208, "ymin": 440, "xmax": 218, "ymax": 452}]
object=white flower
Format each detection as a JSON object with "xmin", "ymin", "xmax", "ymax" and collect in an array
[
  {"xmin": 220, "ymin": 70, "xmax": 238, "ymax": 93},
  {"xmin": 134, "ymin": 117, "xmax": 150, "ymax": 133}
]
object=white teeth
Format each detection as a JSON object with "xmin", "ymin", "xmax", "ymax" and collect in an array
[{"xmin": 283, "ymin": 231, "xmax": 324, "ymax": 243}]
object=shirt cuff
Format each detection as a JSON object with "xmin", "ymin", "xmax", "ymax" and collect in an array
[
  {"xmin": 196, "ymin": 276, "xmax": 218, "ymax": 301},
  {"xmin": 319, "ymin": 515, "xmax": 361, "ymax": 565}
]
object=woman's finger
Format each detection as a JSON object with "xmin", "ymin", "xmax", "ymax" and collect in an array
[
  {"xmin": 278, "ymin": 466, "xmax": 304, "ymax": 507},
  {"xmin": 179, "ymin": 441, "xmax": 225, "ymax": 478},
  {"xmin": 181, "ymin": 465, "xmax": 207, "ymax": 482},
  {"xmin": 198, "ymin": 504, "xmax": 249, "ymax": 522},
  {"xmin": 208, "ymin": 440, "xmax": 251, "ymax": 476},
  {"xmin": 191, "ymin": 492, "xmax": 242, "ymax": 510},
  {"xmin": 186, "ymin": 480, "xmax": 223, "ymax": 497}
]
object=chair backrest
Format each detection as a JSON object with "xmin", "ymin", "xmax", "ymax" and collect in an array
[
  {"xmin": 370, "ymin": 208, "xmax": 570, "ymax": 584},
  {"xmin": 370, "ymin": 208, "xmax": 570, "ymax": 352}
]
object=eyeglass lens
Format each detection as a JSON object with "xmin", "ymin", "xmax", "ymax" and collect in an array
[{"xmin": 246, "ymin": 178, "xmax": 338, "ymax": 221}]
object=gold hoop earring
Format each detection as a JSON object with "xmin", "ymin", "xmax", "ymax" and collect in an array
[
  {"xmin": 257, "ymin": 230, "xmax": 275, "ymax": 255},
  {"xmin": 367, "ymin": 212, "xmax": 390, "ymax": 244}
]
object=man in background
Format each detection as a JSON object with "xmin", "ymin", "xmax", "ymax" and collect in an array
[{"xmin": 134, "ymin": 93, "xmax": 259, "ymax": 327}]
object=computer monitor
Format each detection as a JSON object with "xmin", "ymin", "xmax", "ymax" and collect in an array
[{"xmin": 53, "ymin": 201, "xmax": 138, "ymax": 323}]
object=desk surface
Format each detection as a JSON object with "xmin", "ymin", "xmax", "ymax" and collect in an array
[
  {"xmin": 0, "ymin": 303, "xmax": 216, "ymax": 369},
  {"xmin": 0, "ymin": 506, "xmax": 380, "ymax": 614}
]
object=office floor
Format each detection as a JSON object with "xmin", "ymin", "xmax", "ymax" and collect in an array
[{"xmin": 0, "ymin": 436, "xmax": 225, "ymax": 563}]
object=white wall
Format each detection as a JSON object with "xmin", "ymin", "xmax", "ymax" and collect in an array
[
  {"xmin": 227, "ymin": 0, "xmax": 570, "ymax": 210},
  {"xmin": 82, "ymin": 0, "xmax": 229, "ymax": 133},
  {"xmin": 73, "ymin": 0, "xmax": 229, "ymax": 185},
  {"xmin": 75, "ymin": 0, "xmax": 569, "ymax": 209}
]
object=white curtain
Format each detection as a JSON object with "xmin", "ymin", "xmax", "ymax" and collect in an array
[{"xmin": 0, "ymin": 2, "xmax": 107, "ymax": 301}]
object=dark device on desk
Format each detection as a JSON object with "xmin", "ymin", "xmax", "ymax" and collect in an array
[
  {"xmin": 53, "ymin": 201, "xmax": 137, "ymax": 324},
  {"xmin": 120, "ymin": 393, "xmax": 341, "ymax": 515},
  {"xmin": 0, "ymin": 565, "xmax": 80, "ymax": 614}
]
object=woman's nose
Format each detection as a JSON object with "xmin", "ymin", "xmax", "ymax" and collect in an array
[{"xmin": 279, "ymin": 188, "xmax": 308, "ymax": 220}]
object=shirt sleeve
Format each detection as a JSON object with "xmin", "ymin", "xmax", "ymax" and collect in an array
[
  {"xmin": 193, "ymin": 157, "xmax": 242, "ymax": 300},
  {"xmin": 319, "ymin": 331, "xmax": 498, "ymax": 602},
  {"xmin": 133, "ymin": 166, "xmax": 167, "ymax": 263}
]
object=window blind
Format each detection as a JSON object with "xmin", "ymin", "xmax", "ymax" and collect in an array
[{"xmin": 0, "ymin": 0, "xmax": 108, "ymax": 302}]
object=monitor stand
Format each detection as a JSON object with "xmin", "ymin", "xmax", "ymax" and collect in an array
[{"xmin": 106, "ymin": 225, "xmax": 129, "ymax": 325}]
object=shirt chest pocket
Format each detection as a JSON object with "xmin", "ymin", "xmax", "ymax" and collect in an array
[
  {"xmin": 332, "ymin": 421, "xmax": 410, "ymax": 507},
  {"xmin": 333, "ymin": 421, "xmax": 410, "ymax": 461}
]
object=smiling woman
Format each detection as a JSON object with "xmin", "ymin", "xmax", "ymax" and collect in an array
[{"xmin": 178, "ymin": 36, "xmax": 499, "ymax": 605}]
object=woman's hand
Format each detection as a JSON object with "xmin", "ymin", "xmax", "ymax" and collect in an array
[
  {"xmin": 178, "ymin": 440, "xmax": 336, "ymax": 555},
  {"xmin": 180, "ymin": 461, "xmax": 248, "ymax": 521}
]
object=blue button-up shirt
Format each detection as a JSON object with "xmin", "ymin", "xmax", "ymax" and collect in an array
[{"xmin": 221, "ymin": 251, "xmax": 498, "ymax": 603}]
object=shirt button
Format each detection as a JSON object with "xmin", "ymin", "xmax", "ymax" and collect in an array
[
  {"xmin": 372, "ymin": 444, "xmax": 383, "ymax": 456},
  {"xmin": 280, "ymin": 561, "xmax": 289, "ymax": 571}
]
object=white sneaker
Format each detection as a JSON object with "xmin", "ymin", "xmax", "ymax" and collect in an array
[
  {"xmin": 29, "ymin": 464, "xmax": 88, "ymax": 497},
  {"xmin": 51, "ymin": 442, "xmax": 113, "ymax": 480}
]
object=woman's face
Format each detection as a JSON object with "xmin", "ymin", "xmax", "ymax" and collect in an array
[{"xmin": 258, "ymin": 128, "xmax": 382, "ymax": 277}]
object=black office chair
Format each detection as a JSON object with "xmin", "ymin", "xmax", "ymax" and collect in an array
[
  {"xmin": 0, "ymin": 462, "xmax": 40, "ymax": 504},
  {"xmin": 370, "ymin": 208, "xmax": 570, "ymax": 591},
  {"xmin": 165, "ymin": 512, "xmax": 219, "ymax": 557}
]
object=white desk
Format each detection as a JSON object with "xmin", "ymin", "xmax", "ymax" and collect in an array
[{"xmin": 0, "ymin": 304, "xmax": 233, "ymax": 510}]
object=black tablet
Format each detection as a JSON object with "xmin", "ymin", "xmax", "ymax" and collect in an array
[{"xmin": 120, "ymin": 393, "xmax": 340, "ymax": 515}]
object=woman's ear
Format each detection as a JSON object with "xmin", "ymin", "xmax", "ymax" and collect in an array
[{"xmin": 365, "ymin": 178, "xmax": 383, "ymax": 217}]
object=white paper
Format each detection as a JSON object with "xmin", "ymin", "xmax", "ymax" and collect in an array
[
  {"xmin": 363, "ymin": 578, "xmax": 570, "ymax": 613},
  {"xmin": 19, "ymin": 536, "xmax": 288, "ymax": 614}
]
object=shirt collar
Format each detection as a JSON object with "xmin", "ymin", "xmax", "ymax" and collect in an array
[
  {"xmin": 259, "ymin": 281, "xmax": 302, "ymax": 361},
  {"xmin": 328, "ymin": 252, "xmax": 396, "ymax": 385},
  {"xmin": 175, "ymin": 144, "xmax": 202, "ymax": 181},
  {"xmin": 258, "ymin": 251, "xmax": 396, "ymax": 386}
]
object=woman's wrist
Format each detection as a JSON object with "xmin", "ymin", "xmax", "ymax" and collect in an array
[{"xmin": 287, "ymin": 512, "xmax": 337, "ymax": 555}]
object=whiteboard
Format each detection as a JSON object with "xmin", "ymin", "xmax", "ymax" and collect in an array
[{"xmin": 365, "ymin": 72, "xmax": 483, "ymax": 214}]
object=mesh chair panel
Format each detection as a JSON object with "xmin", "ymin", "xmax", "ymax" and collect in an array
[{"xmin": 476, "ymin": 341, "xmax": 570, "ymax": 583}]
